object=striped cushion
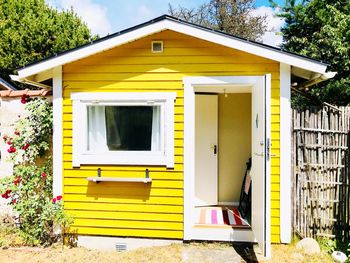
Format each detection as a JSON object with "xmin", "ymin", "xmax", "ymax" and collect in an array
[{"xmin": 196, "ymin": 207, "xmax": 249, "ymax": 227}]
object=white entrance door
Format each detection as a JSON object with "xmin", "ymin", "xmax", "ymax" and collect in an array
[
  {"xmin": 251, "ymin": 75, "xmax": 271, "ymax": 258},
  {"xmin": 195, "ymin": 94, "xmax": 218, "ymax": 206}
]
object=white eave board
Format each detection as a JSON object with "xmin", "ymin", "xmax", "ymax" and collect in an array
[{"xmin": 17, "ymin": 18, "xmax": 327, "ymax": 79}]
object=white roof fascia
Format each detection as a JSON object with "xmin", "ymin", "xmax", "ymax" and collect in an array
[{"xmin": 17, "ymin": 19, "xmax": 327, "ymax": 79}]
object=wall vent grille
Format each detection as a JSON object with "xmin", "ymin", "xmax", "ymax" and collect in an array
[
  {"xmin": 152, "ymin": 41, "xmax": 163, "ymax": 53},
  {"xmin": 115, "ymin": 243, "xmax": 127, "ymax": 251}
]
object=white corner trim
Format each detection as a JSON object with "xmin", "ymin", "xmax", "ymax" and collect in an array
[
  {"xmin": 183, "ymin": 80, "xmax": 195, "ymax": 240},
  {"xmin": 17, "ymin": 19, "xmax": 327, "ymax": 79},
  {"xmin": 52, "ymin": 66, "xmax": 63, "ymax": 197},
  {"xmin": 280, "ymin": 63, "xmax": 292, "ymax": 243}
]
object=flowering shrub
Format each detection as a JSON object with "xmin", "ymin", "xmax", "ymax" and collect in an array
[
  {"xmin": 0, "ymin": 97, "xmax": 72, "ymax": 245},
  {"xmin": 5, "ymin": 98, "xmax": 52, "ymax": 165}
]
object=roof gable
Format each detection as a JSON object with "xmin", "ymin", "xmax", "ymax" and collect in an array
[{"xmin": 16, "ymin": 15, "xmax": 327, "ymax": 79}]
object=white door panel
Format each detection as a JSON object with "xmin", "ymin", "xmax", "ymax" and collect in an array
[
  {"xmin": 195, "ymin": 94, "xmax": 218, "ymax": 206},
  {"xmin": 251, "ymin": 75, "xmax": 271, "ymax": 258}
]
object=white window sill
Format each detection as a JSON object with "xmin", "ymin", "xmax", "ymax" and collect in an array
[{"xmin": 87, "ymin": 177, "xmax": 152, "ymax": 183}]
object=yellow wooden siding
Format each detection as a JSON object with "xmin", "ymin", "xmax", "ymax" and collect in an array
[{"xmin": 62, "ymin": 30, "xmax": 281, "ymax": 242}]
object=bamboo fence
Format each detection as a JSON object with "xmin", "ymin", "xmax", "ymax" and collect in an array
[{"xmin": 292, "ymin": 106, "xmax": 350, "ymax": 239}]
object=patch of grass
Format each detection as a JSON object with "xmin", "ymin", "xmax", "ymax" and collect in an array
[
  {"xmin": 0, "ymin": 244, "xmax": 184, "ymax": 263},
  {"xmin": 318, "ymin": 238, "xmax": 337, "ymax": 254},
  {"xmin": 0, "ymin": 215, "xmax": 25, "ymax": 248},
  {"xmin": 318, "ymin": 237, "xmax": 350, "ymax": 262},
  {"xmin": 269, "ymin": 243, "xmax": 333, "ymax": 263}
]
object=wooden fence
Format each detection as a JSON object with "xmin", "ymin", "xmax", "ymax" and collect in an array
[{"xmin": 292, "ymin": 106, "xmax": 350, "ymax": 239}]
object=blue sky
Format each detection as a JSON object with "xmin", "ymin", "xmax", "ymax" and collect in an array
[{"xmin": 47, "ymin": 0, "xmax": 285, "ymax": 46}]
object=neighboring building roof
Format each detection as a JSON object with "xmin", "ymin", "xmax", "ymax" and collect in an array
[
  {"xmin": 0, "ymin": 89, "xmax": 51, "ymax": 98},
  {"xmin": 15, "ymin": 15, "xmax": 328, "ymax": 80},
  {"xmin": 0, "ymin": 77, "xmax": 17, "ymax": 91}
]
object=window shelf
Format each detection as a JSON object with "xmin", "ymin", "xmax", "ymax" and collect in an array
[{"xmin": 87, "ymin": 177, "xmax": 152, "ymax": 184}]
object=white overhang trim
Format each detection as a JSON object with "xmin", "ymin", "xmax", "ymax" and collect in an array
[
  {"xmin": 17, "ymin": 19, "xmax": 327, "ymax": 79},
  {"xmin": 52, "ymin": 66, "xmax": 63, "ymax": 197},
  {"xmin": 279, "ymin": 63, "xmax": 292, "ymax": 243},
  {"xmin": 10, "ymin": 74, "xmax": 52, "ymax": 90}
]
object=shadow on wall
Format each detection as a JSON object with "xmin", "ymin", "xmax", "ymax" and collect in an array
[
  {"xmin": 336, "ymin": 130, "xmax": 350, "ymax": 240},
  {"xmin": 86, "ymin": 181, "xmax": 152, "ymax": 201}
]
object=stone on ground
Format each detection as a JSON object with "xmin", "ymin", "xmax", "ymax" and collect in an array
[
  {"xmin": 295, "ymin": 238, "xmax": 320, "ymax": 255},
  {"xmin": 332, "ymin": 251, "xmax": 348, "ymax": 263}
]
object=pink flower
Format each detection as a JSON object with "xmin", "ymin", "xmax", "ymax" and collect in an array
[
  {"xmin": 22, "ymin": 143, "xmax": 30, "ymax": 151},
  {"xmin": 2, "ymin": 135, "xmax": 7, "ymax": 142},
  {"xmin": 12, "ymin": 199, "xmax": 17, "ymax": 204},
  {"xmin": 7, "ymin": 146, "xmax": 16, "ymax": 153},
  {"xmin": 41, "ymin": 172, "xmax": 47, "ymax": 179},
  {"xmin": 56, "ymin": 195, "xmax": 62, "ymax": 201},
  {"xmin": 14, "ymin": 131, "xmax": 20, "ymax": 136},
  {"xmin": 7, "ymin": 141, "xmax": 12, "ymax": 145},
  {"xmin": 52, "ymin": 197, "xmax": 57, "ymax": 203}
]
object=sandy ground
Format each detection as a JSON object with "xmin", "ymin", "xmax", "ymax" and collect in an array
[{"xmin": 0, "ymin": 242, "xmax": 334, "ymax": 263}]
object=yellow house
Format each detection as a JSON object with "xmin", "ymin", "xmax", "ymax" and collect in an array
[{"xmin": 12, "ymin": 16, "xmax": 333, "ymax": 258}]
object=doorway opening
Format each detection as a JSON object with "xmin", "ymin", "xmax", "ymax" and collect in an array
[
  {"xmin": 183, "ymin": 76, "xmax": 271, "ymax": 258},
  {"xmin": 194, "ymin": 92, "xmax": 252, "ymax": 230}
]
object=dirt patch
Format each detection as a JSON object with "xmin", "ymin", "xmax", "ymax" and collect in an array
[
  {"xmin": 0, "ymin": 242, "xmax": 334, "ymax": 263},
  {"xmin": 0, "ymin": 244, "xmax": 183, "ymax": 263}
]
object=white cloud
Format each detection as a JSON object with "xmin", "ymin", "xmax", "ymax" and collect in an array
[
  {"xmin": 47, "ymin": 0, "xmax": 112, "ymax": 36},
  {"xmin": 251, "ymin": 6, "xmax": 285, "ymax": 47}
]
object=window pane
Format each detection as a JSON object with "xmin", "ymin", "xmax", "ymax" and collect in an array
[{"xmin": 87, "ymin": 105, "xmax": 161, "ymax": 152}]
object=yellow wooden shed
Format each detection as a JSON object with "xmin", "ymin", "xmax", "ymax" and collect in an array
[{"xmin": 12, "ymin": 15, "xmax": 333, "ymax": 258}]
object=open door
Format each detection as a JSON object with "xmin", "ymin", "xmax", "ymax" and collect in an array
[
  {"xmin": 195, "ymin": 94, "xmax": 218, "ymax": 206},
  {"xmin": 251, "ymin": 75, "xmax": 271, "ymax": 258}
]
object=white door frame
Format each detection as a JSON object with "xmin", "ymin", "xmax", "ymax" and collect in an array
[{"xmin": 183, "ymin": 76, "xmax": 271, "ymax": 242}]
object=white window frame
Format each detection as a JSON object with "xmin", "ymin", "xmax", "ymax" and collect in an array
[{"xmin": 71, "ymin": 92, "xmax": 176, "ymax": 168}]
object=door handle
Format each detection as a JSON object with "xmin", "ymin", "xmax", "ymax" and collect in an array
[{"xmin": 210, "ymin": 145, "xmax": 217, "ymax": 155}]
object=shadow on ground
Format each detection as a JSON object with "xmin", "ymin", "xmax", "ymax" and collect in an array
[{"xmin": 232, "ymin": 242, "xmax": 259, "ymax": 263}]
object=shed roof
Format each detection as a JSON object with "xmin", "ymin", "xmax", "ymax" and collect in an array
[
  {"xmin": 0, "ymin": 77, "xmax": 17, "ymax": 91},
  {"xmin": 15, "ymin": 15, "xmax": 329, "ymax": 80},
  {"xmin": 0, "ymin": 89, "xmax": 51, "ymax": 98}
]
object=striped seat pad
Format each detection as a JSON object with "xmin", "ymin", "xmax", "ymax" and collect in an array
[{"xmin": 196, "ymin": 206, "xmax": 250, "ymax": 227}]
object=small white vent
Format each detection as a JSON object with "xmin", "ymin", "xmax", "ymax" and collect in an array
[
  {"xmin": 115, "ymin": 242, "xmax": 127, "ymax": 251},
  {"xmin": 152, "ymin": 41, "xmax": 163, "ymax": 53}
]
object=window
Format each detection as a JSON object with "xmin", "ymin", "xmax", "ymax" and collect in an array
[{"xmin": 71, "ymin": 92, "xmax": 176, "ymax": 167}]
